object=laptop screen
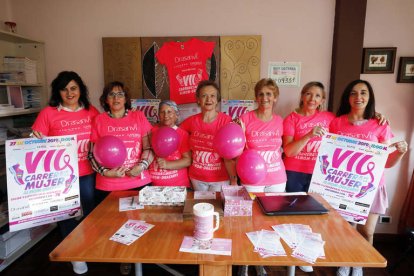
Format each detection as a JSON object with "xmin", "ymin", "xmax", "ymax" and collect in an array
[{"xmin": 256, "ymin": 195, "xmax": 328, "ymax": 216}]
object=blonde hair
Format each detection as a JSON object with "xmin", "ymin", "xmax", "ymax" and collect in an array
[{"xmin": 298, "ymin": 81, "xmax": 326, "ymax": 111}]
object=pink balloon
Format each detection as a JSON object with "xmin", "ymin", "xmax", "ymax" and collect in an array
[
  {"xmin": 213, "ymin": 123, "xmax": 246, "ymax": 159},
  {"xmin": 152, "ymin": 126, "xmax": 179, "ymax": 158},
  {"xmin": 93, "ymin": 135, "xmax": 127, "ymax": 168},
  {"xmin": 236, "ymin": 149, "xmax": 267, "ymax": 184}
]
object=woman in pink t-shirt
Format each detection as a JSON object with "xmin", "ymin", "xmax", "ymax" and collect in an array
[
  {"xmin": 149, "ymin": 100, "xmax": 191, "ymax": 187},
  {"xmin": 89, "ymin": 81, "xmax": 154, "ymax": 199},
  {"xmin": 31, "ymin": 71, "xmax": 99, "ymax": 274},
  {"xmin": 331, "ymin": 79, "xmax": 407, "ymax": 276},
  {"xmin": 238, "ymin": 78, "xmax": 286, "ymax": 192},
  {"xmin": 283, "ymin": 82, "xmax": 335, "ymax": 193},
  {"xmin": 180, "ymin": 80, "xmax": 236, "ymax": 191}
]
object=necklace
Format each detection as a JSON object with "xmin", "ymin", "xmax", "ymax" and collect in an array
[{"xmin": 108, "ymin": 109, "xmax": 129, "ymax": 118}]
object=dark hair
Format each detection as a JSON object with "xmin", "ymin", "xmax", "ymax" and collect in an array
[
  {"xmin": 99, "ymin": 81, "xmax": 131, "ymax": 112},
  {"xmin": 336, "ymin": 79, "xmax": 376, "ymax": 119},
  {"xmin": 49, "ymin": 71, "xmax": 90, "ymax": 109},
  {"xmin": 195, "ymin": 80, "xmax": 221, "ymax": 102},
  {"xmin": 299, "ymin": 81, "xmax": 326, "ymax": 111},
  {"xmin": 254, "ymin": 78, "xmax": 279, "ymax": 98}
]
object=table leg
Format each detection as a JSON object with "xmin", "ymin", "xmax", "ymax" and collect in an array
[
  {"xmin": 199, "ymin": 264, "xmax": 232, "ymax": 276},
  {"xmin": 287, "ymin": 266, "xmax": 295, "ymax": 276},
  {"xmin": 135, "ymin": 263, "xmax": 142, "ymax": 276}
]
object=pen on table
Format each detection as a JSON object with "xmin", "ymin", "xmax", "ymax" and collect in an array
[
  {"xmin": 289, "ymin": 198, "xmax": 298, "ymax": 207},
  {"xmin": 130, "ymin": 197, "xmax": 135, "ymax": 206}
]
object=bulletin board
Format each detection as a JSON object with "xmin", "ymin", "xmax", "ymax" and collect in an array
[
  {"xmin": 102, "ymin": 35, "xmax": 261, "ymax": 102},
  {"xmin": 102, "ymin": 37, "xmax": 142, "ymax": 99},
  {"xmin": 220, "ymin": 36, "xmax": 261, "ymax": 100}
]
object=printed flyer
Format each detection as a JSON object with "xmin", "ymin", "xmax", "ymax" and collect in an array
[
  {"xmin": 221, "ymin": 99, "xmax": 255, "ymax": 120},
  {"xmin": 6, "ymin": 135, "xmax": 80, "ymax": 231},
  {"xmin": 131, "ymin": 99, "xmax": 161, "ymax": 124},
  {"xmin": 308, "ymin": 133, "xmax": 388, "ymax": 224}
]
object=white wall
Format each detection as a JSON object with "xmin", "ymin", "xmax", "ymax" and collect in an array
[
  {"xmin": 1, "ymin": 0, "xmax": 413, "ymax": 234},
  {"xmin": 363, "ymin": 0, "xmax": 414, "ymax": 233}
]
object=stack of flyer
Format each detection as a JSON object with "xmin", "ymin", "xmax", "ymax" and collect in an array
[
  {"xmin": 246, "ymin": 230, "xmax": 286, "ymax": 257},
  {"xmin": 246, "ymin": 224, "xmax": 325, "ymax": 264},
  {"xmin": 110, "ymin": 219, "xmax": 154, "ymax": 245},
  {"xmin": 272, "ymin": 224, "xmax": 325, "ymax": 264},
  {"xmin": 179, "ymin": 236, "xmax": 232, "ymax": 256}
]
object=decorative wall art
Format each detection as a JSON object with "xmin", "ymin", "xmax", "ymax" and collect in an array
[{"xmin": 361, "ymin": 47, "xmax": 397, "ymax": 74}]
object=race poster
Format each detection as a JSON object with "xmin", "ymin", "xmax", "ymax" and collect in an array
[
  {"xmin": 308, "ymin": 133, "xmax": 388, "ymax": 224},
  {"xmin": 221, "ymin": 99, "xmax": 255, "ymax": 120},
  {"xmin": 131, "ymin": 99, "xmax": 161, "ymax": 124},
  {"xmin": 6, "ymin": 135, "xmax": 80, "ymax": 231}
]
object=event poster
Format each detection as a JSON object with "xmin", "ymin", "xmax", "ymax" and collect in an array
[
  {"xmin": 6, "ymin": 135, "xmax": 80, "ymax": 231},
  {"xmin": 131, "ymin": 99, "xmax": 161, "ymax": 124},
  {"xmin": 221, "ymin": 99, "xmax": 255, "ymax": 120},
  {"xmin": 308, "ymin": 133, "xmax": 388, "ymax": 224}
]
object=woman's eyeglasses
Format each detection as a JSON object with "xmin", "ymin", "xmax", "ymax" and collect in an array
[{"xmin": 108, "ymin": 91, "xmax": 126, "ymax": 98}]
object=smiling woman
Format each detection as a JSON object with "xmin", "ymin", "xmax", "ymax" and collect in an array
[{"xmin": 31, "ymin": 71, "xmax": 100, "ymax": 274}]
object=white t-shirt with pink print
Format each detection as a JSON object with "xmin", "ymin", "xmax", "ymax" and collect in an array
[
  {"xmin": 91, "ymin": 110, "xmax": 152, "ymax": 191},
  {"xmin": 239, "ymin": 111, "xmax": 287, "ymax": 185},
  {"xmin": 283, "ymin": 111, "xmax": 335, "ymax": 174},
  {"xmin": 180, "ymin": 112, "xmax": 232, "ymax": 182}
]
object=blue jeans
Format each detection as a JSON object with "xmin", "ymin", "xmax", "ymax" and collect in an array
[
  {"xmin": 285, "ymin": 170, "xmax": 312, "ymax": 192},
  {"xmin": 58, "ymin": 173, "xmax": 97, "ymax": 238}
]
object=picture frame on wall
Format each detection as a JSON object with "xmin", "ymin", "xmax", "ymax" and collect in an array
[
  {"xmin": 361, "ymin": 47, "xmax": 397, "ymax": 74},
  {"xmin": 397, "ymin": 57, "xmax": 414, "ymax": 83}
]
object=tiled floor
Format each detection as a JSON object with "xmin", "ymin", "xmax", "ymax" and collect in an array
[{"xmin": 1, "ymin": 228, "xmax": 413, "ymax": 275}]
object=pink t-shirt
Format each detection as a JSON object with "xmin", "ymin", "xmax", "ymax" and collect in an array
[
  {"xmin": 32, "ymin": 106, "xmax": 99, "ymax": 177},
  {"xmin": 239, "ymin": 111, "xmax": 287, "ymax": 185},
  {"xmin": 149, "ymin": 126, "xmax": 190, "ymax": 187},
  {"xmin": 329, "ymin": 115, "xmax": 394, "ymax": 187},
  {"xmin": 180, "ymin": 112, "xmax": 232, "ymax": 182},
  {"xmin": 283, "ymin": 111, "xmax": 335, "ymax": 174},
  {"xmin": 91, "ymin": 111, "xmax": 152, "ymax": 191},
  {"xmin": 156, "ymin": 38, "xmax": 215, "ymax": 104}
]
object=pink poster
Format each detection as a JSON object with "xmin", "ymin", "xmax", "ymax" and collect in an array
[
  {"xmin": 6, "ymin": 135, "xmax": 80, "ymax": 231},
  {"xmin": 309, "ymin": 133, "xmax": 388, "ymax": 224}
]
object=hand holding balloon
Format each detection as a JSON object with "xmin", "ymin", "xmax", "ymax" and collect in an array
[
  {"xmin": 93, "ymin": 135, "xmax": 127, "ymax": 168},
  {"xmin": 236, "ymin": 149, "xmax": 267, "ymax": 184},
  {"xmin": 151, "ymin": 127, "xmax": 179, "ymax": 158},
  {"xmin": 214, "ymin": 123, "xmax": 246, "ymax": 159}
]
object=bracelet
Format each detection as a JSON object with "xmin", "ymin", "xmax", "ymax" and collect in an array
[
  {"xmin": 100, "ymin": 168, "xmax": 109, "ymax": 176},
  {"xmin": 139, "ymin": 159, "xmax": 149, "ymax": 170}
]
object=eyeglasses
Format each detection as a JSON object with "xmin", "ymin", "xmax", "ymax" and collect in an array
[{"xmin": 108, "ymin": 91, "xmax": 126, "ymax": 98}]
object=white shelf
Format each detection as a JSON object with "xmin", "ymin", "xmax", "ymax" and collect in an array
[
  {"xmin": 0, "ymin": 224, "xmax": 56, "ymax": 272},
  {"xmin": 0, "ymin": 30, "xmax": 43, "ymax": 44},
  {"xmin": 0, "ymin": 83, "xmax": 43, "ymax": 87},
  {"xmin": 0, "ymin": 108, "xmax": 40, "ymax": 118}
]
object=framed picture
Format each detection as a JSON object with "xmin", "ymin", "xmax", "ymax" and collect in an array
[
  {"xmin": 361, "ymin": 47, "xmax": 397, "ymax": 74},
  {"xmin": 397, "ymin": 57, "xmax": 414, "ymax": 83}
]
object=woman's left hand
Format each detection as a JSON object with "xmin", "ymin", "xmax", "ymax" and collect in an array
[
  {"xmin": 391, "ymin": 140, "xmax": 408, "ymax": 154},
  {"xmin": 375, "ymin": 112, "xmax": 389, "ymax": 125},
  {"xmin": 156, "ymin": 158, "xmax": 168, "ymax": 170},
  {"xmin": 126, "ymin": 164, "xmax": 144, "ymax": 177}
]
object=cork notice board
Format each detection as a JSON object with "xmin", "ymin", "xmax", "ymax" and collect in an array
[
  {"xmin": 102, "ymin": 35, "xmax": 261, "ymax": 102},
  {"xmin": 102, "ymin": 37, "xmax": 142, "ymax": 99},
  {"xmin": 220, "ymin": 36, "xmax": 261, "ymax": 100}
]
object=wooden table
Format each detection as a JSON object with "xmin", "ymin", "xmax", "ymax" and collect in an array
[{"xmin": 49, "ymin": 191, "xmax": 386, "ymax": 276}]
